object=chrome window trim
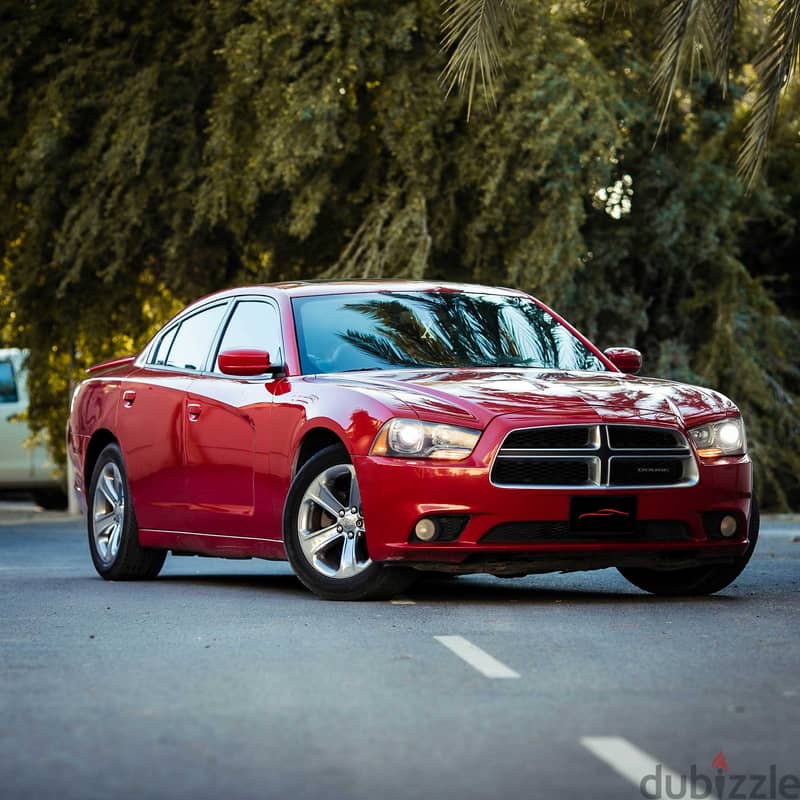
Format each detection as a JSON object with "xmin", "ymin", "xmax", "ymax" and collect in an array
[{"xmin": 138, "ymin": 294, "xmax": 286, "ymax": 381}]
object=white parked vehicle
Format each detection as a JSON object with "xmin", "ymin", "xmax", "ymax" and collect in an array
[{"xmin": 0, "ymin": 348, "xmax": 66, "ymax": 509}]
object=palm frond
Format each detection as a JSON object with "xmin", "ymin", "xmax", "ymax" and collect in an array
[
  {"xmin": 439, "ymin": 0, "xmax": 517, "ymax": 119},
  {"xmin": 709, "ymin": 0, "xmax": 739, "ymax": 94},
  {"xmin": 739, "ymin": 0, "xmax": 800, "ymax": 189},
  {"xmin": 586, "ymin": 1, "xmax": 633, "ymax": 16},
  {"xmin": 652, "ymin": 0, "xmax": 702, "ymax": 135},
  {"xmin": 651, "ymin": 1, "xmax": 740, "ymax": 134}
]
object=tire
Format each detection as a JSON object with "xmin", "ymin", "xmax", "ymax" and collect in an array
[
  {"xmin": 33, "ymin": 488, "xmax": 68, "ymax": 510},
  {"xmin": 618, "ymin": 498, "xmax": 760, "ymax": 596},
  {"xmin": 87, "ymin": 443, "xmax": 166, "ymax": 580},
  {"xmin": 283, "ymin": 445, "xmax": 415, "ymax": 600}
]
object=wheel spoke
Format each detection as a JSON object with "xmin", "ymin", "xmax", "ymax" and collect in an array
[
  {"xmin": 307, "ymin": 524, "xmax": 344, "ymax": 555},
  {"xmin": 339, "ymin": 534, "xmax": 358, "ymax": 577},
  {"xmin": 348, "ymin": 474, "xmax": 361, "ymax": 510},
  {"xmin": 309, "ymin": 481, "xmax": 345, "ymax": 518},
  {"xmin": 94, "ymin": 511, "xmax": 115, "ymax": 535},
  {"xmin": 108, "ymin": 522, "xmax": 122, "ymax": 556},
  {"xmin": 101, "ymin": 473, "xmax": 119, "ymax": 505}
]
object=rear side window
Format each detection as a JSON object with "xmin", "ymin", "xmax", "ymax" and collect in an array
[
  {"xmin": 164, "ymin": 304, "xmax": 227, "ymax": 371},
  {"xmin": 0, "ymin": 361, "xmax": 18, "ymax": 403},
  {"xmin": 151, "ymin": 326, "xmax": 178, "ymax": 366}
]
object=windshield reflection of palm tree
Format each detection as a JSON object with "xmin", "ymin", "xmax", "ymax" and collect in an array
[{"xmin": 337, "ymin": 293, "xmax": 563, "ymax": 369}]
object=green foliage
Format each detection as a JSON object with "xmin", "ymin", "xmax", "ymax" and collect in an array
[{"xmin": 1, "ymin": 0, "xmax": 797, "ymax": 506}]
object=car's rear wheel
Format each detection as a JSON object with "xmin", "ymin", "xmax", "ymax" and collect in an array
[
  {"xmin": 87, "ymin": 444, "xmax": 166, "ymax": 580},
  {"xmin": 283, "ymin": 445, "xmax": 415, "ymax": 600},
  {"xmin": 618, "ymin": 498, "xmax": 760, "ymax": 596}
]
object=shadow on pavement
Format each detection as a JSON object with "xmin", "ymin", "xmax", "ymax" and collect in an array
[
  {"xmin": 135, "ymin": 568, "xmax": 744, "ymax": 606},
  {"xmin": 404, "ymin": 574, "xmax": 741, "ymax": 605}
]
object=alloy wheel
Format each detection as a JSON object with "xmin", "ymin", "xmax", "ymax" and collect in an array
[
  {"xmin": 297, "ymin": 463, "xmax": 371, "ymax": 579},
  {"xmin": 92, "ymin": 461, "xmax": 126, "ymax": 566}
]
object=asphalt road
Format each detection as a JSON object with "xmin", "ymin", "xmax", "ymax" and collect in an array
[{"xmin": 1, "ymin": 510, "xmax": 798, "ymax": 800}]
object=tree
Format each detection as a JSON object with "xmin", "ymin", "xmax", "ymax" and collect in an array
[
  {"xmin": 1, "ymin": 0, "xmax": 798, "ymax": 507},
  {"xmin": 440, "ymin": 0, "xmax": 800, "ymax": 187}
]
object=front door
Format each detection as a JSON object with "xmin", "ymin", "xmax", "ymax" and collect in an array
[{"xmin": 184, "ymin": 298, "xmax": 283, "ymax": 538}]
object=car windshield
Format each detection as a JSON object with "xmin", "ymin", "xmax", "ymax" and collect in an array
[{"xmin": 291, "ymin": 291, "xmax": 607, "ymax": 374}]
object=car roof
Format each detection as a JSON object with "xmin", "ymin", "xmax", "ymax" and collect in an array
[
  {"xmin": 193, "ymin": 280, "xmax": 529, "ymax": 304},
  {"xmin": 0, "ymin": 348, "xmax": 25, "ymax": 365}
]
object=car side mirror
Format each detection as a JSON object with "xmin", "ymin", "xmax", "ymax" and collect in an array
[
  {"xmin": 218, "ymin": 349, "xmax": 281, "ymax": 377},
  {"xmin": 603, "ymin": 347, "xmax": 642, "ymax": 375}
]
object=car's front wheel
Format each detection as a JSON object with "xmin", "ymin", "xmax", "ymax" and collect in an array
[
  {"xmin": 283, "ymin": 445, "xmax": 414, "ymax": 600},
  {"xmin": 618, "ymin": 499, "xmax": 760, "ymax": 596},
  {"xmin": 87, "ymin": 443, "xmax": 166, "ymax": 580}
]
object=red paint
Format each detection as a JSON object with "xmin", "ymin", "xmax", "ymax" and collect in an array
[
  {"xmin": 578, "ymin": 509, "xmax": 631, "ymax": 520},
  {"xmin": 86, "ymin": 355, "xmax": 136, "ymax": 374},
  {"xmin": 218, "ymin": 349, "xmax": 273, "ymax": 376},
  {"xmin": 68, "ymin": 281, "xmax": 754, "ymax": 569},
  {"xmin": 603, "ymin": 347, "xmax": 642, "ymax": 375}
]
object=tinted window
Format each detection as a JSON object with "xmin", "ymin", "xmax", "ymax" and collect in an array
[
  {"xmin": 165, "ymin": 304, "xmax": 227, "ymax": 371},
  {"xmin": 151, "ymin": 326, "xmax": 178, "ymax": 366},
  {"xmin": 292, "ymin": 292, "xmax": 606, "ymax": 374},
  {"xmin": 0, "ymin": 361, "xmax": 18, "ymax": 403},
  {"xmin": 215, "ymin": 300, "xmax": 282, "ymax": 370}
]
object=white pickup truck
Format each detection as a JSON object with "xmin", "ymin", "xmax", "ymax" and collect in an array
[{"xmin": 0, "ymin": 348, "xmax": 67, "ymax": 509}]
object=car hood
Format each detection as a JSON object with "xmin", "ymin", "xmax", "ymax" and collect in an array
[{"xmin": 315, "ymin": 368, "xmax": 736, "ymax": 429}]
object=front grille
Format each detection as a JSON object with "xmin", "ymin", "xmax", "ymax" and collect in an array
[
  {"xmin": 608, "ymin": 427, "xmax": 682, "ymax": 449},
  {"xmin": 491, "ymin": 459, "xmax": 590, "ymax": 486},
  {"xmin": 503, "ymin": 426, "xmax": 593, "ymax": 450},
  {"xmin": 610, "ymin": 459, "xmax": 684, "ymax": 485},
  {"xmin": 481, "ymin": 520, "xmax": 692, "ymax": 544},
  {"xmin": 491, "ymin": 424, "xmax": 697, "ymax": 489}
]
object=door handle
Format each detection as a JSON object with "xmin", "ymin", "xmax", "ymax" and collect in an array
[
  {"xmin": 122, "ymin": 390, "xmax": 136, "ymax": 407},
  {"xmin": 187, "ymin": 403, "xmax": 202, "ymax": 421}
]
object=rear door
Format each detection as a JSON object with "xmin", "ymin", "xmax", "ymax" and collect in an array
[
  {"xmin": 117, "ymin": 302, "xmax": 228, "ymax": 533},
  {"xmin": 184, "ymin": 298, "xmax": 283, "ymax": 537}
]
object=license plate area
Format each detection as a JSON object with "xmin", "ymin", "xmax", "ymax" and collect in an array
[{"xmin": 569, "ymin": 496, "xmax": 637, "ymax": 534}]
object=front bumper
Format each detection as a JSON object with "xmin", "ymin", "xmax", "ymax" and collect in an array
[{"xmin": 353, "ymin": 420, "xmax": 753, "ymax": 572}]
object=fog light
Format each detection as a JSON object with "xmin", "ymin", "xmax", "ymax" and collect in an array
[
  {"xmin": 720, "ymin": 515, "xmax": 738, "ymax": 538},
  {"xmin": 415, "ymin": 518, "xmax": 438, "ymax": 542}
]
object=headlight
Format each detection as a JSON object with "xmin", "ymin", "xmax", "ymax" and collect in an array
[
  {"xmin": 370, "ymin": 418, "xmax": 481, "ymax": 460},
  {"xmin": 688, "ymin": 417, "xmax": 747, "ymax": 458}
]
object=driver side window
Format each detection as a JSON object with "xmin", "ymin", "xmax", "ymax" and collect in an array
[{"xmin": 215, "ymin": 300, "xmax": 282, "ymax": 372}]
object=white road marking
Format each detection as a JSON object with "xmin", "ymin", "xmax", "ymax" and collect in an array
[
  {"xmin": 434, "ymin": 635, "xmax": 520, "ymax": 679},
  {"xmin": 390, "ymin": 598, "xmax": 416, "ymax": 605},
  {"xmin": 581, "ymin": 736, "xmax": 718, "ymax": 800}
]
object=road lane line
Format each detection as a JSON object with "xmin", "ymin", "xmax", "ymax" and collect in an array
[
  {"xmin": 434, "ymin": 635, "xmax": 519, "ymax": 679},
  {"xmin": 581, "ymin": 736, "xmax": 717, "ymax": 800},
  {"xmin": 390, "ymin": 598, "xmax": 416, "ymax": 605}
]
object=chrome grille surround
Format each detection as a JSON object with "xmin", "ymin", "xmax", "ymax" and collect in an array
[{"xmin": 490, "ymin": 424, "xmax": 698, "ymax": 489}]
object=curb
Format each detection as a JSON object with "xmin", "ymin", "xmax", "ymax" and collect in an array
[{"xmin": 0, "ymin": 511, "xmax": 83, "ymax": 526}]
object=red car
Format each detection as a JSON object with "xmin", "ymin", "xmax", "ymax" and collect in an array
[{"xmin": 67, "ymin": 281, "xmax": 757, "ymax": 600}]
